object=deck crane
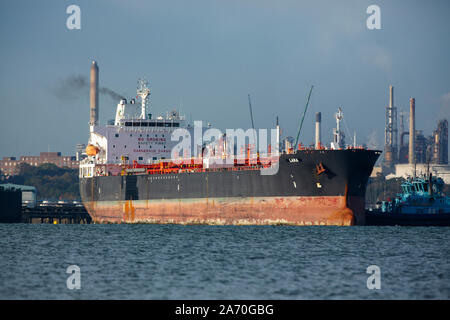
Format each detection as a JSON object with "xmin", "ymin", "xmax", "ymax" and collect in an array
[{"xmin": 294, "ymin": 85, "xmax": 314, "ymax": 151}]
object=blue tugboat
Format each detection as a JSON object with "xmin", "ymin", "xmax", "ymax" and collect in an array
[{"xmin": 366, "ymin": 174, "xmax": 450, "ymax": 226}]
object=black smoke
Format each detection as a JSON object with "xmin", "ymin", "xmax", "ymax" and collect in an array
[
  {"xmin": 99, "ymin": 87, "xmax": 125, "ymax": 102},
  {"xmin": 53, "ymin": 74, "xmax": 125, "ymax": 102}
]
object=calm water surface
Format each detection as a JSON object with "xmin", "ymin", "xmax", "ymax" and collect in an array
[{"xmin": 0, "ymin": 224, "xmax": 449, "ymax": 299}]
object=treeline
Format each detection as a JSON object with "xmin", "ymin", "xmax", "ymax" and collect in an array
[{"xmin": 5, "ymin": 163, "xmax": 80, "ymax": 200}]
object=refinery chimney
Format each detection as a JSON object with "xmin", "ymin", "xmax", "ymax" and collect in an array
[
  {"xmin": 390, "ymin": 85, "xmax": 394, "ymax": 110},
  {"xmin": 89, "ymin": 61, "xmax": 99, "ymax": 126},
  {"xmin": 408, "ymin": 98, "xmax": 415, "ymax": 164},
  {"xmin": 315, "ymin": 112, "xmax": 321, "ymax": 148},
  {"xmin": 384, "ymin": 85, "xmax": 398, "ymax": 168}
]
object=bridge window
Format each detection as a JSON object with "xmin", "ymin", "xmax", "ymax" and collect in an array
[
  {"xmin": 157, "ymin": 123, "xmax": 164, "ymax": 127},
  {"xmin": 419, "ymin": 183, "xmax": 425, "ymax": 192}
]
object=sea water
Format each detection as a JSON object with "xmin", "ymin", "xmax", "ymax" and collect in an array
[{"xmin": 0, "ymin": 224, "xmax": 449, "ymax": 299}]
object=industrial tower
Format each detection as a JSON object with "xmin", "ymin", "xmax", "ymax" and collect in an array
[{"xmin": 384, "ymin": 85, "xmax": 398, "ymax": 168}]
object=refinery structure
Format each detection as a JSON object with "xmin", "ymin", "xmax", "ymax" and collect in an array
[{"xmin": 383, "ymin": 86, "xmax": 449, "ymax": 183}]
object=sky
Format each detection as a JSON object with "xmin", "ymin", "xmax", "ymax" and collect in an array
[{"xmin": 0, "ymin": 0, "xmax": 449, "ymax": 159}]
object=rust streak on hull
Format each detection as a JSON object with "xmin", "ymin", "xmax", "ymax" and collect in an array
[{"xmin": 84, "ymin": 195, "xmax": 366, "ymax": 226}]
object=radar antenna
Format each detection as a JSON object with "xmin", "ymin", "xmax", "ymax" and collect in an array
[{"xmin": 137, "ymin": 78, "xmax": 151, "ymax": 119}]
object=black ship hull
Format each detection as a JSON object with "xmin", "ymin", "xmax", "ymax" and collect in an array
[
  {"xmin": 80, "ymin": 149, "xmax": 381, "ymax": 225},
  {"xmin": 365, "ymin": 211, "xmax": 450, "ymax": 226}
]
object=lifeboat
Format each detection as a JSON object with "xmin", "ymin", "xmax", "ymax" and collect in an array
[{"xmin": 86, "ymin": 144, "xmax": 99, "ymax": 156}]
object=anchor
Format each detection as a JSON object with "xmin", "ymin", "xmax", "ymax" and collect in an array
[{"xmin": 316, "ymin": 162, "xmax": 326, "ymax": 175}]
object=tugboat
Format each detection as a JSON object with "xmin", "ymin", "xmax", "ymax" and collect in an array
[{"xmin": 366, "ymin": 174, "xmax": 450, "ymax": 226}]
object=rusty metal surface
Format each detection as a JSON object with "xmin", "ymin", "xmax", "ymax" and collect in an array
[{"xmin": 84, "ymin": 195, "xmax": 366, "ymax": 226}]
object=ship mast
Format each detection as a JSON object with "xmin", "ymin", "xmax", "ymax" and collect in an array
[
  {"xmin": 331, "ymin": 107, "xmax": 345, "ymax": 149},
  {"xmin": 137, "ymin": 78, "xmax": 151, "ymax": 119}
]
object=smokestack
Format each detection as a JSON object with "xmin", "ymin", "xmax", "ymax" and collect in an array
[
  {"xmin": 315, "ymin": 112, "xmax": 321, "ymax": 148},
  {"xmin": 90, "ymin": 61, "xmax": 99, "ymax": 126},
  {"xmin": 389, "ymin": 85, "xmax": 394, "ymax": 108},
  {"xmin": 409, "ymin": 98, "xmax": 415, "ymax": 164}
]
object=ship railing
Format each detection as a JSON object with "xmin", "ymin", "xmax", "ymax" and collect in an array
[
  {"xmin": 95, "ymin": 156, "xmax": 279, "ymax": 176},
  {"xmin": 79, "ymin": 163, "xmax": 96, "ymax": 178},
  {"xmin": 286, "ymin": 145, "xmax": 368, "ymax": 153}
]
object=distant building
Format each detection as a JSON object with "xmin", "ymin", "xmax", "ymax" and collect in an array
[
  {"xmin": 0, "ymin": 157, "xmax": 20, "ymax": 176},
  {"xmin": 0, "ymin": 152, "xmax": 79, "ymax": 176},
  {"xmin": 387, "ymin": 163, "xmax": 450, "ymax": 184}
]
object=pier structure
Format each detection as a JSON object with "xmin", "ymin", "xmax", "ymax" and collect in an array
[{"xmin": 21, "ymin": 205, "xmax": 92, "ymax": 224}]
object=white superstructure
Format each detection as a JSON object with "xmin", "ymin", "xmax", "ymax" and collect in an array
[
  {"xmin": 79, "ymin": 77, "xmax": 209, "ymax": 180},
  {"xmin": 86, "ymin": 80, "xmax": 194, "ymax": 165}
]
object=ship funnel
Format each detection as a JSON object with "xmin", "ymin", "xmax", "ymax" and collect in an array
[
  {"xmin": 315, "ymin": 112, "xmax": 321, "ymax": 148},
  {"xmin": 409, "ymin": 98, "xmax": 415, "ymax": 164},
  {"xmin": 89, "ymin": 61, "xmax": 99, "ymax": 126}
]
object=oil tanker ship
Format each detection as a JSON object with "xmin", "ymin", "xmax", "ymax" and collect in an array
[{"xmin": 79, "ymin": 61, "xmax": 381, "ymax": 225}]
